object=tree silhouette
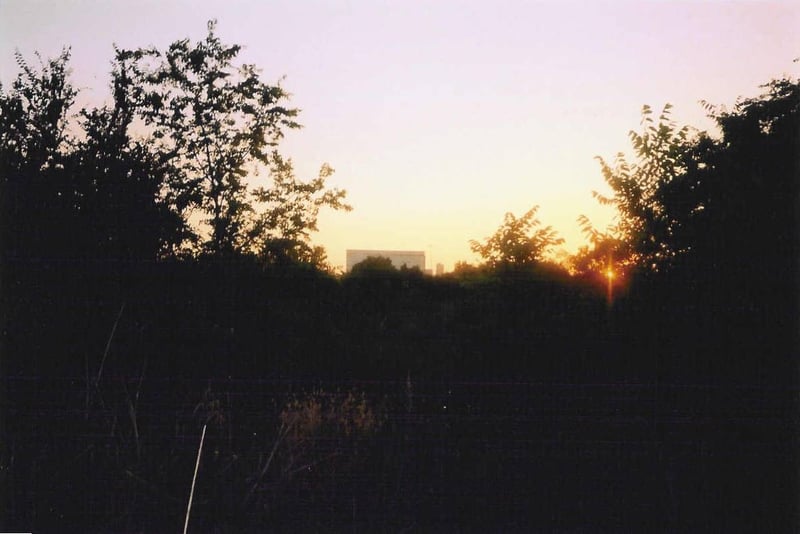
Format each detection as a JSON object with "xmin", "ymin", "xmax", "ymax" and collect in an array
[
  {"xmin": 1, "ymin": 48, "xmax": 190, "ymax": 262},
  {"xmin": 585, "ymin": 104, "xmax": 694, "ymax": 273},
  {"xmin": 2, "ymin": 22, "xmax": 350, "ymax": 266},
  {"xmin": 667, "ymin": 77, "xmax": 800, "ymax": 303},
  {"xmin": 349, "ymin": 255, "xmax": 397, "ymax": 276},
  {"xmin": 124, "ymin": 20, "xmax": 301, "ymax": 256},
  {"xmin": 0, "ymin": 49, "xmax": 75, "ymax": 172},
  {"xmin": 470, "ymin": 206, "xmax": 563, "ymax": 269},
  {"xmin": 0, "ymin": 48, "xmax": 77, "ymax": 261},
  {"xmin": 68, "ymin": 52, "xmax": 190, "ymax": 259},
  {"xmin": 249, "ymin": 153, "xmax": 351, "ymax": 267}
]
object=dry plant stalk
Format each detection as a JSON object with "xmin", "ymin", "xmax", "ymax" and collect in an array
[{"xmin": 183, "ymin": 424, "xmax": 207, "ymax": 534}]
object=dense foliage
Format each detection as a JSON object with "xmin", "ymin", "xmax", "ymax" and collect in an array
[
  {"xmin": 469, "ymin": 205, "xmax": 564, "ymax": 269},
  {"xmin": 0, "ymin": 22, "xmax": 349, "ymax": 265}
]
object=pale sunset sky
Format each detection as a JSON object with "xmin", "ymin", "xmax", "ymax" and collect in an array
[{"xmin": 2, "ymin": 1, "xmax": 798, "ymax": 271}]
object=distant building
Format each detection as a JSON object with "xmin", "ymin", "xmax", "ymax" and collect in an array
[
  {"xmin": 346, "ymin": 249, "xmax": 425, "ymax": 272},
  {"xmin": 435, "ymin": 263, "xmax": 444, "ymax": 276}
]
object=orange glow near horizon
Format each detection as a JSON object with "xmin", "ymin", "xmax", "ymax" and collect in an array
[{"xmin": 1, "ymin": 2, "xmax": 796, "ymax": 272}]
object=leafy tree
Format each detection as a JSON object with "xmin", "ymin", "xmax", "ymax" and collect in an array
[
  {"xmin": 448, "ymin": 261, "xmax": 492, "ymax": 286},
  {"xmin": 470, "ymin": 205, "xmax": 563, "ymax": 269},
  {"xmin": 667, "ymin": 77, "xmax": 800, "ymax": 296},
  {"xmin": 576, "ymin": 76, "xmax": 798, "ymax": 367},
  {"xmin": 1, "ymin": 48, "xmax": 191, "ymax": 261},
  {"xmin": 68, "ymin": 53, "xmax": 191, "ymax": 259},
  {"xmin": 589, "ymin": 78, "xmax": 799, "ymax": 283},
  {"xmin": 249, "ymin": 154, "xmax": 351, "ymax": 266},
  {"xmin": 584, "ymin": 104, "xmax": 694, "ymax": 273},
  {"xmin": 566, "ymin": 212, "xmax": 635, "ymax": 284},
  {"xmin": 126, "ymin": 20, "xmax": 301, "ymax": 256},
  {"xmin": 0, "ymin": 49, "xmax": 76, "ymax": 172},
  {"xmin": 3, "ymin": 24, "xmax": 350, "ymax": 263},
  {"xmin": 692, "ymin": 78, "xmax": 798, "ymax": 260},
  {"xmin": 0, "ymin": 49, "xmax": 78, "ymax": 261},
  {"xmin": 452, "ymin": 261, "xmax": 479, "ymax": 275},
  {"xmin": 349, "ymin": 256, "xmax": 397, "ymax": 276}
]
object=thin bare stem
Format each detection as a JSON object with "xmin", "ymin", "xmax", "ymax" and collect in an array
[
  {"xmin": 84, "ymin": 351, "xmax": 90, "ymax": 421},
  {"xmin": 183, "ymin": 424, "xmax": 207, "ymax": 534},
  {"xmin": 285, "ymin": 451, "xmax": 338, "ymax": 477},
  {"xmin": 96, "ymin": 302, "xmax": 126, "ymax": 385},
  {"xmin": 128, "ymin": 353, "xmax": 149, "ymax": 461},
  {"xmin": 124, "ymin": 382, "xmax": 141, "ymax": 462},
  {"xmin": 243, "ymin": 418, "xmax": 294, "ymax": 507}
]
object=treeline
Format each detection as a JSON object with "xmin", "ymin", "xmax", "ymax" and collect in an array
[
  {"xmin": 2, "ymin": 31, "xmax": 796, "ymax": 382},
  {"xmin": 2, "ymin": 22, "xmax": 798, "ymax": 531}
]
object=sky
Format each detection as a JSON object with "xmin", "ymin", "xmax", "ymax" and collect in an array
[{"xmin": 2, "ymin": 0, "xmax": 798, "ymax": 271}]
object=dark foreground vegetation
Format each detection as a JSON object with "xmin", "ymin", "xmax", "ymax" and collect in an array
[
  {"xmin": 3, "ymin": 259, "xmax": 798, "ymax": 531},
  {"xmin": 2, "ymin": 23, "xmax": 798, "ymax": 532}
]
